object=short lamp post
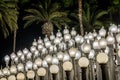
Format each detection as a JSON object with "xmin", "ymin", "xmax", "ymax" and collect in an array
[
  {"xmin": 78, "ymin": 57, "xmax": 89, "ymax": 80},
  {"xmin": 63, "ymin": 61, "xmax": 73, "ymax": 80},
  {"xmin": 50, "ymin": 65, "xmax": 59, "ymax": 80},
  {"xmin": 96, "ymin": 52, "xmax": 109, "ymax": 80},
  {"xmin": 37, "ymin": 67, "xmax": 46, "ymax": 80}
]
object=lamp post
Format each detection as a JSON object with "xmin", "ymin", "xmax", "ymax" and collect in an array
[
  {"xmin": 96, "ymin": 52, "xmax": 109, "ymax": 80},
  {"xmin": 63, "ymin": 61, "xmax": 73, "ymax": 80},
  {"xmin": 78, "ymin": 57, "xmax": 89, "ymax": 80},
  {"xmin": 37, "ymin": 67, "xmax": 46, "ymax": 80},
  {"xmin": 50, "ymin": 65, "xmax": 59, "ymax": 80}
]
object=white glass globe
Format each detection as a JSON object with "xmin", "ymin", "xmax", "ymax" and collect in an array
[
  {"xmin": 63, "ymin": 53, "xmax": 70, "ymax": 62},
  {"xmin": 99, "ymin": 38, "xmax": 107, "ymax": 49},
  {"xmin": 57, "ymin": 52, "xmax": 64, "ymax": 61},
  {"xmin": 89, "ymin": 50, "xmax": 95, "ymax": 59},
  {"xmin": 50, "ymin": 32, "xmax": 55, "ymax": 40},
  {"xmin": 32, "ymin": 39, "xmax": 37, "ymax": 46},
  {"xmin": 78, "ymin": 57, "xmax": 89, "ymax": 68},
  {"xmin": 34, "ymin": 50, "xmax": 39, "ymax": 57},
  {"xmin": 75, "ymin": 34, "xmax": 81, "ymax": 43},
  {"xmin": 99, "ymin": 27, "xmax": 106, "ymax": 37},
  {"xmin": 3, "ymin": 67, "xmax": 9, "ymax": 75},
  {"xmin": 96, "ymin": 52, "xmax": 108, "ymax": 64},
  {"xmin": 10, "ymin": 65, "xmax": 17, "ymax": 74},
  {"xmin": 17, "ymin": 63, "xmax": 24, "ymax": 72},
  {"xmin": 37, "ymin": 68, "xmax": 46, "ymax": 76},
  {"xmin": 106, "ymin": 33, "xmax": 115, "ymax": 45},
  {"xmin": 93, "ymin": 30, "xmax": 97, "ymax": 37},
  {"xmin": 93, "ymin": 39, "xmax": 100, "ymax": 49},
  {"xmin": 64, "ymin": 34, "xmax": 71, "ymax": 42},
  {"xmin": 10, "ymin": 52, "xmax": 16, "ymax": 60},
  {"xmin": 88, "ymin": 32, "xmax": 94, "ymax": 40},
  {"xmin": 63, "ymin": 61, "xmax": 73, "ymax": 71},
  {"xmin": 38, "ymin": 37, "xmax": 43, "ymax": 44},
  {"xmin": 23, "ymin": 48, "xmax": 29, "ymax": 55},
  {"xmin": 54, "ymin": 37, "xmax": 60, "ymax": 45},
  {"xmin": 33, "ymin": 63, "xmax": 38, "ymax": 70},
  {"xmin": 8, "ymin": 75, "xmax": 16, "ymax": 80},
  {"xmin": 109, "ymin": 24, "xmax": 118, "ymax": 33},
  {"xmin": 26, "ymin": 61, "xmax": 33, "ymax": 69},
  {"xmin": 17, "ymin": 73, "xmax": 25, "ymax": 80},
  {"xmin": 52, "ymin": 56, "xmax": 59, "ymax": 65},
  {"xmin": 44, "ymin": 35, "xmax": 49, "ymax": 42},
  {"xmin": 0, "ymin": 78, "xmax": 7, "ymax": 80},
  {"xmin": 4, "ymin": 55, "xmax": 10, "ymax": 62},
  {"xmin": 50, "ymin": 65, "xmax": 59, "ymax": 74},
  {"xmin": 56, "ymin": 30, "xmax": 62, "ymax": 37},
  {"xmin": 71, "ymin": 28, "xmax": 77, "ymax": 36},
  {"xmin": 27, "ymin": 70, "xmax": 35, "ymax": 79},
  {"xmin": 42, "ymin": 60, "xmax": 48, "ymax": 67},
  {"xmin": 116, "ymin": 33, "xmax": 120, "ymax": 44},
  {"xmin": 38, "ymin": 44, "xmax": 43, "ymax": 51},
  {"xmin": 117, "ymin": 49, "xmax": 120, "ymax": 57},
  {"xmin": 83, "ymin": 43, "xmax": 91, "ymax": 53},
  {"xmin": 45, "ymin": 55, "xmax": 52, "ymax": 64},
  {"xmin": 17, "ymin": 50, "xmax": 23, "ymax": 57},
  {"xmin": 69, "ymin": 47, "xmax": 78, "ymax": 57},
  {"xmin": 20, "ymin": 54, "xmax": 25, "ymax": 61},
  {"xmin": 30, "ymin": 46, "xmax": 36, "ymax": 53},
  {"xmin": 26, "ymin": 52, "xmax": 32, "ymax": 59},
  {"xmin": 63, "ymin": 26, "xmax": 69, "ymax": 34},
  {"xmin": 45, "ymin": 41, "xmax": 51, "ymax": 48},
  {"xmin": 75, "ymin": 51, "xmax": 81, "ymax": 60},
  {"xmin": 35, "ymin": 58, "xmax": 42, "ymax": 67}
]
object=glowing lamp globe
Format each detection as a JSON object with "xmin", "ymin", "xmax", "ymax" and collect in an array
[
  {"xmin": 109, "ymin": 24, "xmax": 118, "ymax": 33},
  {"xmin": 52, "ymin": 56, "xmax": 59, "ymax": 65},
  {"xmin": 50, "ymin": 65, "xmax": 59, "ymax": 74},
  {"xmin": 37, "ymin": 68, "xmax": 46, "ymax": 76},
  {"xmin": 45, "ymin": 41, "xmax": 51, "ymax": 48},
  {"xmin": 106, "ymin": 34, "xmax": 115, "ymax": 45},
  {"xmin": 10, "ymin": 52, "xmax": 16, "ymax": 60},
  {"xmin": 54, "ymin": 37, "xmax": 60, "ymax": 45},
  {"xmin": 93, "ymin": 39, "xmax": 100, "ymax": 49},
  {"xmin": 75, "ymin": 35, "xmax": 81, "ymax": 43},
  {"xmin": 99, "ymin": 38, "xmax": 107, "ymax": 49},
  {"xmin": 42, "ymin": 60, "xmax": 48, "ymax": 67},
  {"xmin": 96, "ymin": 52, "xmax": 108, "ymax": 64},
  {"xmin": 69, "ymin": 48, "xmax": 78, "ymax": 57},
  {"xmin": 26, "ymin": 61, "xmax": 33, "ymax": 70},
  {"xmin": 57, "ymin": 52, "xmax": 64, "ymax": 61},
  {"xmin": 63, "ymin": 53, "xmax": 70, "ymax": 62},
  {"xmin": 10, "ymin": 65, "xmax": 17, "ymax": 74},
  {"xmin": 71, "ymin": 28, "xmax": 77, "ymax": 36},
  {"xmin": 45, "ymin": 55, "xmax": 52, "ymax": 64},
  {"xmin": 27, "ymin": 70, "xmax": 35, "ymax": 79},
  {"xmin": 116, "ymin": 33, "xmax": 120, "ymax": 44},
  {"xmin": 83, "ymin": 43, "xmax": 91, "ymax": 53},
  {"xmin": 23, "ymin": 48, "xmax": 29, "ymax": 55},
  {"xmin": 17, "ymin": 63, "xmax": 24, "ymax": 72},
  {"xmin": 64, "ymin": 34, "xmax": 71, "ymax": 42},
  {"xmin": 75, "ymin": 51, "xmax": 81, "ymax": 60},
  {"xmin": 117, "ymin": 49, "xmax": 120, "ymax": 57},
  {"xmin": 63, "ymin": 61, "xmax": 73, "ymax": 71},
  {"xmin": 99, "ymin": 27, "xmax": 106, "ymax": 37},
  {"xmin": 35, "ymin": 58, "xmax": 42, "ymax": 67},
  {"xmin": 17, "ymin": 73, "xmax": 25, "ymax": 80},
  {"xmin": 0, "ymin": 78, "xmax": 7, "ymax": 80},
  {"xmin": 4, "ymin": 55, "xmax": 10, "ymax": 63},
  {"xmin": 78, "ymin": 57, "xmax": 89, "ymax": 68},
  {"xmin": 32, "ymin": 39, "xmax": 37, "ymax": 46},
  {"xmin": 3, "ymin": 67, "xmax": 9, "ymax": 75},
  {"xmin": 8, "ymin": 75, "xmax": 16, "ymax": 80}
]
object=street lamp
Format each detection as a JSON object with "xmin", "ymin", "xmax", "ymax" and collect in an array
[
  {"xmin": 96, "ymin": 51, "xmax": 109, "ymax": 80},
  {"xmin": 78, "ymin": 57, "xmax": 89, "ymax": 80},
  {"xmin": 50, "ymin": 65, "xmax": 59, "ymax": 80},
  {"xmin": 63, "ymin": 61, "xmax": 73, "ymax": 80}
]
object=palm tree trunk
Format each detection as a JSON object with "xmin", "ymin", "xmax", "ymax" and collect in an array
[
  {"xmin": 78, "ymin": 0, "xmax": 84, "ymax": 36},
  {"xmin": 13, "ymin": 30, "xmax": 17, "ymax": 52}
]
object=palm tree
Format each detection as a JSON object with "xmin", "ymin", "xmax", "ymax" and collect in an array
[
  {"xmin": 82, "ymin": 3, "xmax": 108, "ymax": 31},
  {"xmin": 78, "ymin": 0, "xmax": 84, "ymax": 35},
  {"xmin": 3, "ymin": 0, "xmax": 19, "ymax": 52},
  {"xmin": 23, "ymin": 0, "xmax": 70, "ymax": 36}
]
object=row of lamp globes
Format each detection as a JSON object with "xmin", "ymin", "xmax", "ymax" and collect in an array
[{"xmin": 0, "ymin": 24, "xmax": 120, "ymax": 80}]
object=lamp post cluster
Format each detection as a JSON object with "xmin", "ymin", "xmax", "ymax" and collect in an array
[{"xmin": 1, "ymin": 24, "xmax": 120, "ymax": 80}]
